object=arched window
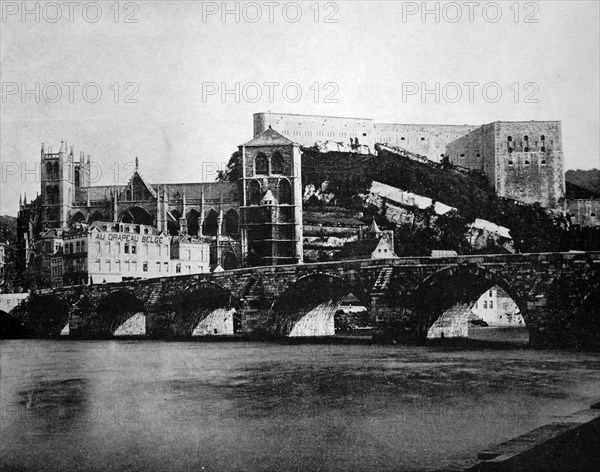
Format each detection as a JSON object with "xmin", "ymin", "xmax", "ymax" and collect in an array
[
  {"xmin": 271, "ymin": 152, "xmax": 284, "ymax": 174},
  {"xmin": 71, "ymin": 212, "xmax": 85, "ymax": 224},
  {"xmin": 202, "ymin": 209, "xmax": 218, "ymax": 237},
  {"xmin": 541, "ymin": 135, "xmax": 546, "ymax": 141},
  {"xmin": 524, "ymin": 135, "xmax": 529, "ymax": 142},
  {"xmin": 222, "ymin": 252, "xmax": 238, "ymax": 270},
  {"xmin": 507, "ymin": 136, "xmax": 513, "ymax": 142},
  {"xmin": 247, "ymin": 180, "xmax": 261, "ymax": 205},
  {"xmin": 90, "ymin": 211, "xmax": 104, "ymax": 223},
  {"xmin": 223, "ymin": 209, "xmax": 239, "ymax": 235},
  {"xmin": 278, "ymin": 179, "xmax": 292, "ymax": 205},
  {"xmin": 255, "ymin": 153, "xmax": 269, "ymax": 175},
  {"xmin": 53, "ymin": 162, "xmax": 59, "ymax": 179},
  {"xmin": 187, "ymin": 209, "xmax": 200, "ymax": 236},
  {"xmin": 46, "ymin": 162, "xmax": 53, "ymax": 179}
]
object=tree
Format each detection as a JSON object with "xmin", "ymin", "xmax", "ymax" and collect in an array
[{"xmin": 217, "ymin": 151, "xmax": 242, "ymax": 182}]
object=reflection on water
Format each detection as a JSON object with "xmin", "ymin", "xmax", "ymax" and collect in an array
[{"xmin": 1, "ymin": 340, "xmax": 599, "ymax": 472}]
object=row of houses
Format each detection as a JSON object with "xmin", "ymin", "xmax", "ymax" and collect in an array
[{"xmin": 30, "ymin": 221, "xmax": 211, "ymax": 288}]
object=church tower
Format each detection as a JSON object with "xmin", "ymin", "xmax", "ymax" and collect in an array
[
  {"xmin": 240, "ymin": 127, "xmax": 303, "ymax": 267},
  {"xmin": 40, "ymin": 141, "xmax": 74, "ymax": 229}
]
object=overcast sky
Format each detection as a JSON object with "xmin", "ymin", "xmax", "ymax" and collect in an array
[{"xmin": 1, "ymin": 0, "xmax": 599, "ymax": 214}]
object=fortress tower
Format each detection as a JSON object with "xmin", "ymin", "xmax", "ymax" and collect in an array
[{"xmin": 240, "ymin": 127, "xmax": 303, "ymax": 267}]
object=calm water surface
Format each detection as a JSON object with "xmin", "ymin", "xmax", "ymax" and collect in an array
[{"xmin": 1, "ymin": 340, "xmax": 599, "ymax": 471}]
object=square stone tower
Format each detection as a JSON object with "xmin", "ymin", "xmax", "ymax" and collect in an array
[{"xmin": 239, "ymin": 127, "xmax": 303, "ymax": 267}]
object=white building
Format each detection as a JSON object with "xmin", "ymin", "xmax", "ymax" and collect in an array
[
  {"xmin": 472, "ymin": 285, "xmax": 524, "ymax": 326},
  {"xmin": 62, "ymin": 221, "xmax": 210, "ymax": 285}
]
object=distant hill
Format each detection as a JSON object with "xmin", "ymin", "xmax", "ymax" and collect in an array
[{"xmin": 566, "ymin": 169, "xmax": 600, "ymax": 195}]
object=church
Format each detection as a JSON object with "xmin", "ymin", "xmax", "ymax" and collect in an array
[{"xmin": 17, "ymin": 126, "xmax": 304, "ymax": 276}]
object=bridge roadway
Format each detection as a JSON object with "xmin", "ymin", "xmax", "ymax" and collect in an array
[{"xmin": 2, "ymin": 251, "xmax": 600, "ymax": 347}]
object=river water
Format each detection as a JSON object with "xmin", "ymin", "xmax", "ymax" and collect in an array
[{"xmin": 1, "ymin": 340, "xmax": 599, "ymax": 472}]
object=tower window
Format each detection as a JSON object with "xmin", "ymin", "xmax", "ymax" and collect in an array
[
  {"xmin": 541, "ymin": 160, "xmax": 547, "ymax": 165},
  {"xmin": 278, "ymin": 179, "xmax": 292, "ymax": 205},
  {"xmin": 508, "ymin": 147, "xmax": 513, "ymax": 153},
  {"xmin": 524, "ymin": 147, "xmax": 530, "ymax": 152},
  {"xmin": 247, "ymin": 180, "xmax": 261, "ymax": 205},
  {"xmin": 271, "ymin": 152, "xmax": 284, "ymax": 174},
  {"xmin": 541, "ymin": 135, "xmax": 545, "ymax": 141},
  {"xmin": 507, "ymin": 136, "xmax": 513, "ymax": 142},
  {"xmin": 541, "ymin": 147, "xmax": 546, "ymax": 152},
  {"xmin": 524, "ymin": 135, "xmax": 529, "ymax": 141},
  {"xmin": 524, "ymin": 160, "xmax": 530, "ymax": 166},
  {"xmin": 420, "ymin": 137, "xmax": 425, "ymax": 141},
  {"xmin": 255, "ymin": 153, "xmax": 269, "ymax": 175}
]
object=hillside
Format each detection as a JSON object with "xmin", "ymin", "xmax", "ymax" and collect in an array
[{"xmin": 566, "ymin": 169, "xmax": 600, "ymax": 195}]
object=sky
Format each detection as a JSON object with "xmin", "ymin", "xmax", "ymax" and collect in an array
[{"xmin": 1, "ymin": 0, "xmax": 599, "ymax": 215}]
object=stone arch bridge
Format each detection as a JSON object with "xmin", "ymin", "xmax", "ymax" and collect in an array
[{"xmin": 5, "ymin": 252, "xmax": 600, "ymax": 347}]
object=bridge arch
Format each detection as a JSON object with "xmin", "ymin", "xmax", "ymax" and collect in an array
[
  {"xmin": 271, "ymin": 272, "xmax": 370, "ymax": 337},
  {"xmin": 93, "ymin": 290, "xmax": 146, "ymax": 337},
  {"xmin": 22, "ymin": 294, "xmax": 70, "ymax": 338},
  {"xmin": 411, "ymin": 264, "xmax": 526, "ymax": 342},
  {"xmin": 175, "ymin": 281, "xmax": 238, "ymax": 336}
]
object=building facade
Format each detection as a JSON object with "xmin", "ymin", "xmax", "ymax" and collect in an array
[
  {"xmin": 445, "ymin": 121, "xmax": 565, "ymax": 208},
  {"xmin": 240, "ymin": 127, "xmax": 304, "ymax": 266},
  {"xmin": 254, "ymin": 112, "xmax": 478, "ymax": 162}
]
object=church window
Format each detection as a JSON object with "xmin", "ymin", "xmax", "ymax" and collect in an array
[
  {"xmin": 524, "ymin": 135, "xmax": 529, "ymax": 141},
  {"xmin": 278, "ymin": 179, "xmax": 292, "ymax": 205},
  {"xmin": 247, "ymin": 180, "xmax": 261, "ymax": 205},
  {"xmin": 255, "ymin": 153, "xmax": 269, "ymax": 175},
  {"xmin": 271, "ymin": 152, "xmax": 284, "ymax": 174}
]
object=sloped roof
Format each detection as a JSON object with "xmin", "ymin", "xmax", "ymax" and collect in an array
[
  {"xmin": 125, "ymin": 171, "xmax": 158, "ymax": 199},
  {"xmin": 242, "ymin": 127, "xmax": 295, "ymax": 147},
  {"xmin": 336, "ymin": 239, "xmax": 380, "ymax": 260}
]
